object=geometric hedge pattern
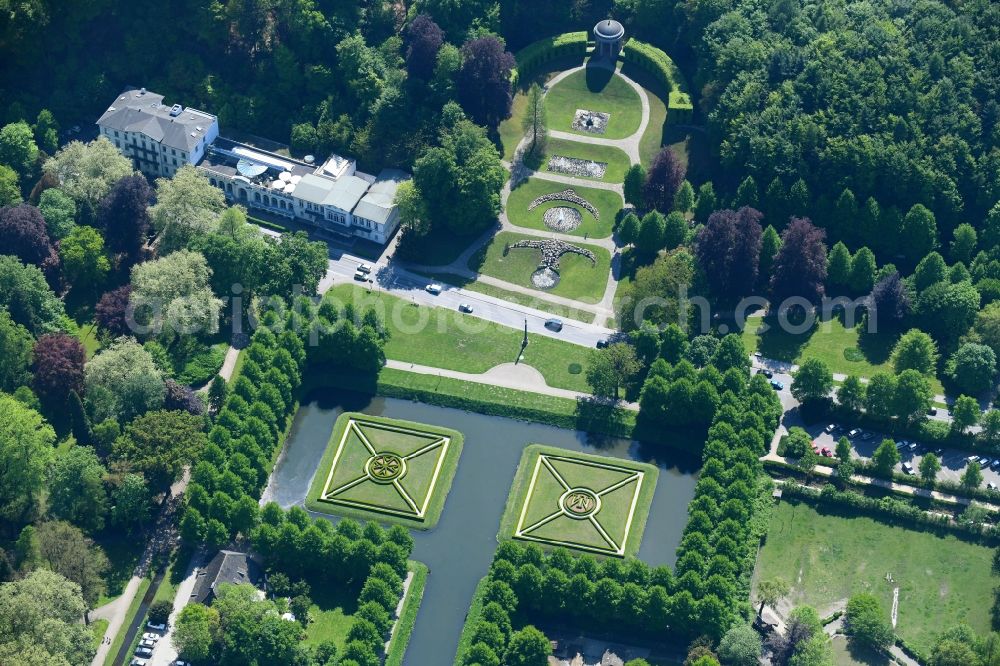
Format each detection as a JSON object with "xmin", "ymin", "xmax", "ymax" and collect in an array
[
  {"xmin": 513, "ymin": 453, "xmax": 645, "ymax": 556},
  {"xmin": 318, "ymin": 418, "xmax": 451, "ymax": 521}
]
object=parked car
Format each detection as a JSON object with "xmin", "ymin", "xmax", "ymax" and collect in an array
[
  {"xmin": 847, "ymin": 428, "xmax": 862, "ymax": 438},
  {"xmin": 135, "ymin": 647, "xmax": 153, "ymax": 658},
  {"xmin": 988, "ymin": 482, "xmax": 998, "ymax": 491},
  {"xmin": 353, "ymin": 270, "xmax": 367, "ymax": 281},
  {"xmin": 130, "ymin": 659, "xmax": 148, "ymax": 666},
  {"xmin": 908, "ymin": 442, "xmax": 918, "ymax": 452},
  {"xmin": 544, "ymin": 318, "xmax": 563, "ymax": 332},
  {"xmin": 927, "ymin": 408, "xmax": 938, "ymax": 416},
  {"xmin": 458, "ymin": 303, "xmax": 473, "ymax": 313},
  {"xmin": 981, "ymin": 458, "xmax": 993, "ymax": 468},
  {"xmin": 991, "ymin": 460, "xmax": 1000, "ymax": 471},
  {"xmin": 357, "ymin": 263, "xmax": 372, "ymax": 274},
  {"xmin": 967, "ymin": 455, "xmax": 980, "ymax": 464},
  {"xmin": 146, "ymin": 622, "xmax": 166, "ymax": 632},
  {"xmin": 596, "ymin": 339, "xmax": 609, "ymax": 349},
  {"xmin": 860, "ymin": 432, "xmax": 874, "ymax": 440},
  {"xmin": 902, "ymin": 462, "xmax": 914, "ymax": 475},
  {"xmin": 760, "ymin": 369, "xmax": 774, "ymax": 378},
  {"xmin": 139, "ymin": 639, "xmax": 156, "ymax": 649},
  {"xmin": 770, "ymin": 380, "xmax": 784, "ymax": 391},
  {"xmin": 425, "ymin": 283, "xmax": 442, "ymax": 295},
  {"xmin": 895, "ymin": 441, "xmax": 907, "ymax": 451},
  {"xmin": 173, "ymin": 662, "xmax": 191, "ymax": 666},
  {"xmin": 141, "ymin": 633, "xmax": 160, "ymax": 642},
  {"xmin": 824, "ymin": 424, "xmax": 837, "ymax": 434}
]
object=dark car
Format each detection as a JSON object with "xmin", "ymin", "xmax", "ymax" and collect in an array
[
  {"xmin": 544, "ymin": 318, "xmax": 563, "ymax": 332},
  {"xmin": 758, "ymin": 369, "xmax": 774, "ymax": 378},
  {"xmin": 770, "ymin": 380, "xmax": 784, "ymax": 391},
  {"xmin": 458, "ymin": 303, "xmax": 473, "ymax": 313},
  {"xmin": 596, "ymin": 339, "xmax": 609, "ymax": 349}
]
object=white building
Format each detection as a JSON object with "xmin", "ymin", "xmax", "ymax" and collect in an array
[
  {"xmin": 96, "ymin": 88, "xmax": 218, "ymax": 178},
  {"xmin": 96, "ymin": 88, "xmax": 407, "ymax": 246}
]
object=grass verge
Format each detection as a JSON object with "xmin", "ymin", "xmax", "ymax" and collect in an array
[
  {"xmin": 408, "ymin": 269, "xmax": 600, "ymax": 324},
  {"xmin": 305, "ymin": 412, "xmax": 464, "ymax": 529},
  {"xmin": 385, "ymin": 560, "xmax": 429, "ymax": 666},
  {"xmin": 497, "ymin": 444, "xmax": 658, "ymax": 557},
  {"xmin": 91, "ymin": 619, "xmax": 109, "ymax": 649},
  {"xmin": 469, "ymin": 230, "xmax": 612, "ymax": 303},
  {"xmin": 506, "ymin": 177, "xmax": 622, "ymax": 239}
]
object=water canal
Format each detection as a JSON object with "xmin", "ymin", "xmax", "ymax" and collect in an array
[{"xmin": 261, "ymin": 389, "xmax": 700, "ymax": 665}]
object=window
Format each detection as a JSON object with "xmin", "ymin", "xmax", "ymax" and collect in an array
[
  {"xmin": 209, "ymin": 178, "xmax": 216, "ymax": 187},
  {"xmin": 172, "ymin": 149, "xmax": 176, "ymax": 156},
  {"xmin": 114, "ymin": 131, "xmax": 119, "ymax": 138},
  {"xmin": 254, "ymin": 192, "xmax": 260, "ymax": 203},
  {"xmin": 172, "ymin": 158, "xmax": 177, "ymax": 166},
  {"xmin": 114, "ymin": 140, "xmax": 120, "ymax": 148}
]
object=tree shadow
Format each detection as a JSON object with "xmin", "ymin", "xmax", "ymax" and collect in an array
[
  {"xmin": 753, "ymin": 312, "xmax": 815, "ymax": 363},
  {"xmin": 857, "ymin": 325, "xmax": 900, "ymax": 366},
  {"xmin": 584, "ymin": 61, "xmax": 614, "ymax": 93}
]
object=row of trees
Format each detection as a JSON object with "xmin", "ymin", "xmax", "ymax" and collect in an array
[{"xmin": 180, "ymin": 324, "xmax": 306, "ymax": 549}]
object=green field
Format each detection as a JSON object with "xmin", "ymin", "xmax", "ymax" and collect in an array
[
  {"xmin": 740, "ymin": 313, "xmax": 946, "ymax": 395},
  {"xmin": 506, "ymin": 177, "xmax": 622, "ymax": 239},
  {"xmin": 754, "ymin": 500, "xmax": 996, "ymax": 655},
  {"xmin": 303, "ymin": 582, "xmax": 358, "ymax": 648},
  {"xmin": 306, "ymin": 413, "xmax": 463, "ymax": 528},
  {"xmin": 499, "ymin": 89, "xmax": 530, "ymax": 161},
  {"xmin": 535, "ymin": 137, "xmax": 631, "ymax": 183},
  {"xmin": 544, "ymin": 67, "xmax": 642, "ymax": 140},
  {"xmin": 498, "ymin": 445, "xmax": 658, "ymax": 557},
  {"xmin": 469, "ymin": 231, "xmax": 612, "ymax": 303},
  {"xmin": 326, "ymin": 284, "xmax": 593, "ymax": 392}
]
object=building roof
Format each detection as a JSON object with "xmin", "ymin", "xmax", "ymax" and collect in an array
[
  {"xmin": 191, "ymin": 550, "xmax": 263, "ymax": 605},
  {"xmin": 294, "ymin": 173, "xmax": 370, "ymax": 211},
  {"xmin": 353, "ymin": 169, "xmax": 410, "ymax": 224},
  {"xmin": 97, "ymin": 88, "xmax": 216, "ymax": 153},
  {"xmin": 594, "ymin": 19, "xmax": 625, "ymax": 40}
]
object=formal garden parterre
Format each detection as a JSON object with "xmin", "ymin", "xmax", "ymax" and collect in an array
[
  {"xmin": 306, "ymin": 412, "xmax": 463, "ymax": 529},
  {"xmin": 500, "ymin": 445, "xmax": 657, "ymax": 557}
]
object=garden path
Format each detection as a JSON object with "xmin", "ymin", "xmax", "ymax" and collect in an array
[{"xmin": 383, "ymin": 359, "xmax": 639, "ymax": 410}]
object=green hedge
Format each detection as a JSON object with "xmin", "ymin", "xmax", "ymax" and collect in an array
[
  {"xmin": 622, "ymin": 40, "xmax": 693, "ymax": 124},
  {"xmin": 512, "ymin": 32, "xmax": 588, "ymax": 87}
]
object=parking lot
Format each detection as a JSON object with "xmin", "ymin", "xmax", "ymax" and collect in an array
[{"xmin": 805, "ymin": 423, "xmax": 1000, "ymax": 489}]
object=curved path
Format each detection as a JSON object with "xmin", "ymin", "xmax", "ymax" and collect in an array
[{"xmin": 408, "ymin": 57, "xmax": 653, "ymax": 326}]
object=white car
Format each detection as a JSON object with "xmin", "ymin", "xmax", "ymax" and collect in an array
[
  {"xmin": 135, "ymin": 646, "xmax": 153, "ymax": 658},
  {"xmin": 130, "ymin": 659, "xmax": 148, "ymax": 666},
  {"xmin": 357, "ymin": 263, "xmax": 372, "ymax": 274},
  {"xmin": 139, "ymin": 638, "xmax": 156, "ymax": 649},
  {"xmin": 142, "ymin": 633, "xmax": 160, "ymax": 642},
  {"xmin": 425, "ymin": 283, "xmax": 442, "ymax": 295}
]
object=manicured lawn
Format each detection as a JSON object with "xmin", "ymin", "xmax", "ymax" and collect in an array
[
  {"xmin": 506, "ymin": 177, "xmax": 622, "ymax": 239},
  {"xmin": 498, "ymin": 445, "xmax": 658, "ymax": 557},
  {"xmin": 469, "ymin": 231, "xmax": 612, "ymax": 303},
  {"xmin": 544, "ymin": 67, "xmax": 642, "ymax": 140},
  {"xmin": 74, "ymin": 320, "xmax": 102, "ymax": 359},
  {"xmin": 326, "ymin": 284, "xmax": 593, "ymax": 392},
  {"xmin": 305, "ymin": 413, "xmax": 464, "ymax": 528},
  {"xmin": 754, "ymin": 500, "xmax": 996, "ymax": 656},
  {"xmin": 534, "ymin": 137, "xmax": 631, "ymax": 183},
  {"xmin": 90, "ymin": 618, "xmax": 109, "ymax": 649},
  {"xmin": 303, "ymin": 583, "xmax": 358, "ymax": 648},
  {"xmin": 499, "ymin": 89, "xmax": 530, "ymax": 161},
  {"xmin": 385, "ymin": 561, "xmax": 429, "ymax": 666},
  {"xmin": 741, "ymin": 313, "xmax": 946, "ymax": 395},
  {"xmin": 409, "ymin": 269, "xmax": 600, "ymax": 323}
]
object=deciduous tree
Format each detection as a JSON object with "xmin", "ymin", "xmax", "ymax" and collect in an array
[
  {"xmin": 0, "ymin": 395, "xmax": 54, "ymax": 522},
  {"xmin": 770, "ymin": 218, "xmax": 827, "ymax": 304},
  {"xmin": 37, "ymin": 187, "xmax": 75, "ymax": 240},
  {"xmin": 891, "ymin": 329, "xmax": 938, "ymax": 375},
  {"xmin": 457, "ymin": 36, "xmax": 515, "ymax": 129},
  {"xmin": 44, "ymin": 138, "xmax": 135, "ymax": 208},
  {"xmin": 791, "ymin": 358, "xmax": 833, "ymax": 403},
  {"xmin": 643, "ymin": 147, "xmax": 685, "ymax": 213},
  {"xmin": 405, "ymin": 14, "xmax": 444, "ymax": 81},
  {"xmin": 97, "ymin": 174, "xmax": 151, "ymax": 264},
  {"xmin": 946, "ymin": 343, "xmax": 996, "ymax": 395}
]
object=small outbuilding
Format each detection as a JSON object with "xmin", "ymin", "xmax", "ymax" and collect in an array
[{"xmin": 594, "ymin": 19, "xmax": 625, "ymax": 58}]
